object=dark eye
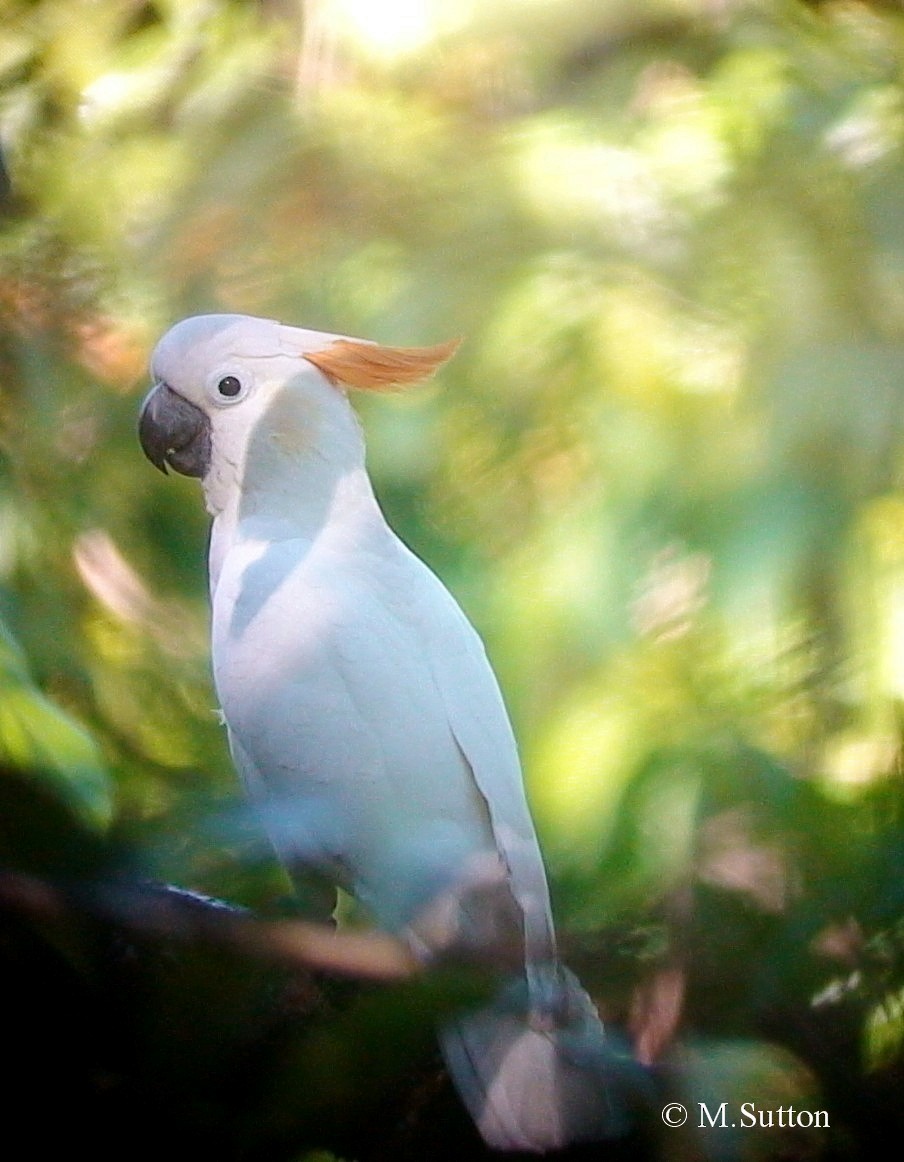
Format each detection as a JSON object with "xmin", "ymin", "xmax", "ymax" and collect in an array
[{"xmin": 217, "ymin": 375, "xmax": 242, "ymax": 398}]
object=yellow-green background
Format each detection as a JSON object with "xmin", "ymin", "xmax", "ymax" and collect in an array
[{"xmin": 5, "ymin": 7, "xmax": 904, "ymax": 1134}]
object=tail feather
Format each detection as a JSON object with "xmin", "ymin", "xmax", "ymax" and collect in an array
[{"xmin": 440, "ymin": 970, "xmax": 647, "ymax": 1153}]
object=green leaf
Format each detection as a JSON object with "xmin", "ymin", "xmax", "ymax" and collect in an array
[{"xmin": 0, "ymin": 621, "xmax": 113, "ymax": 828}]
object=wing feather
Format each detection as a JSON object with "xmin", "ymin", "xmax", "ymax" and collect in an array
[{"xmin": 397, "ymin": 542, "xmax": 561, "ymax": 994}]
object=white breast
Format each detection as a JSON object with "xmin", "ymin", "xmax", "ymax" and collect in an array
[{"xmin": 210, "ymin": 517, "xmax": 498, "ymax": 928}]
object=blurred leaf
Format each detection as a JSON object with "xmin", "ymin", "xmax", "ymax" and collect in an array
[
  {"xmin": 0, "ymin": 762, "xmax": 111, "ymax": 876},
  {"xmin": 7, "ymin": 1, "xmax": 904, "ymax": 1151},
  {"xmin": 0, "ymin": 619, "xmax": 112, "ymax": 827}
]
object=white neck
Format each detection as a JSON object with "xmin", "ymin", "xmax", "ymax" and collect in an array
[{"xmin": 203, "ymin": 375, "xmax": 382, "ymax": 589}]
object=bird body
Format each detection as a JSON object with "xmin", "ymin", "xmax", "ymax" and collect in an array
[
  {"xmin": 139, "ymin": 313, "xmax": 639, "ymax": 1151},
  {"xmin": 214, "ymin": 508, "xmax": 523, "ymax": 935}
]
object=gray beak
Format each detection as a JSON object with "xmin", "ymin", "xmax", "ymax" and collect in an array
[{"xmin": 138, "ymin": 383, "xmax": 211, "ymax": 478}]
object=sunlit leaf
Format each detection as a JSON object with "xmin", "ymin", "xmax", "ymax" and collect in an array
[{"xmin": 0, "ymin": 621, "xmax": 112, "ymax": 826}]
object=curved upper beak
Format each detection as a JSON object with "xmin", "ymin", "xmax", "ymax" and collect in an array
[{"xmin": 138, "ymin": 383, "xmax": 211, "ymax": 478}]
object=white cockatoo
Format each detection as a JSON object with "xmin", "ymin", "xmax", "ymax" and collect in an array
[{"xmin": 138, "ymin": 314, "xmax": 640, "ymax": 1152}]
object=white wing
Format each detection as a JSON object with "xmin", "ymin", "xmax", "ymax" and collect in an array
[{"xmin": 393, "ymin": 539, "xmax": 561, "ymax": 998}]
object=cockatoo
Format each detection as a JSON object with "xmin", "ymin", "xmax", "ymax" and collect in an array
[{"xmin": 138, "ymin": 314, "xmax": 639, "ymax": 1152}]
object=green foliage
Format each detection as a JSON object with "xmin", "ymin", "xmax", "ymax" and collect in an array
[
  {"xmin": 0, "ymin": 618, "xmax": 112, "ymax": 824},
  {"xmin": 6, "ymin": 0, "xmax": 904, "ymax": 1151}
]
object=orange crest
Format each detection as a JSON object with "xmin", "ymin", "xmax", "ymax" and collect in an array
[{"xmin": 304, "ymin": 338, "xmax": 460, "ymax": 391}]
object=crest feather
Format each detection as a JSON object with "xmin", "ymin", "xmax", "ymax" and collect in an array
[{"xmin": 304, "ymin": 338, "xmax": 460, "ymax": 391}]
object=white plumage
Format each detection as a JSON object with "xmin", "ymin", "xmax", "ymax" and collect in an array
[{"xmin": 139, "ymin": 313, "xmax": 641, "ymax": 1152}]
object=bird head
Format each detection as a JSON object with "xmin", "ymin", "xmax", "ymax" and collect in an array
[{"xmin": 138, "ymin": 313, "xmax": 458, "ymax": 483}]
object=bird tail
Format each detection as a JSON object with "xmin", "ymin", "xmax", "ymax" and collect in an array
[{"xmin": 439, "ymin": 967, "xmax": 647, "ymax": 1153}]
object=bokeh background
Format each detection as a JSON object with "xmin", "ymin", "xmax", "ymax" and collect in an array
[{"xmin": 6, "ymin": 1, "xmax": 904, "ymax": 1157}]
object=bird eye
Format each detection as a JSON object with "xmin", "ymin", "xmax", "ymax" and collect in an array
[{"xmin": 217, "ymin": 375, "xmax": 242, "ymax": 398}]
